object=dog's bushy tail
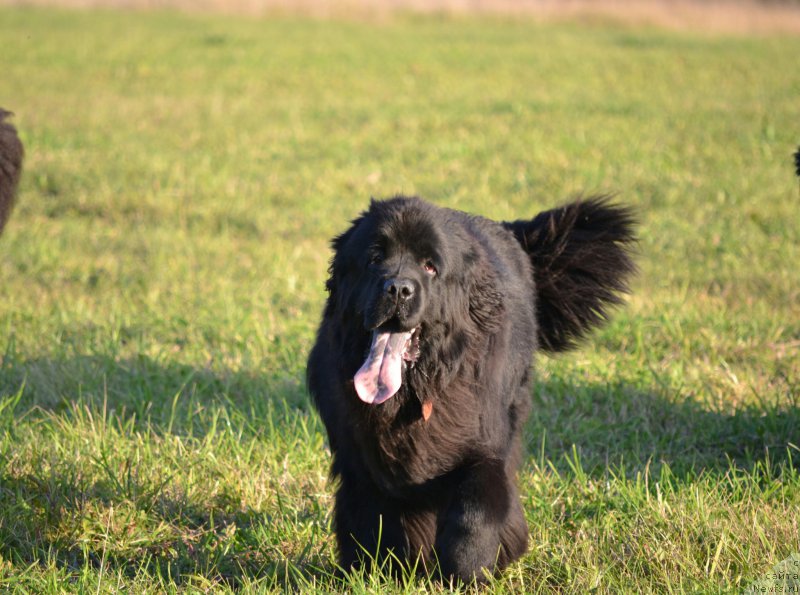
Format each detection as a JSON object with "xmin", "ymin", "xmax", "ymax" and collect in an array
[
  {"xmin": 503, "ymin": 197, "xmax": 637, "ymax": 352},
  {"xmin": 0, "ymin": 109, "xmax": 24, "ymax": 235}
]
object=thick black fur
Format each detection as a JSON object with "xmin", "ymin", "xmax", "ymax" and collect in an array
[
  {"xmin": 503, "ymin": 198, "xmax": 637, "ymax": 352},
  {"xmin": 307, "ymin": 196, "xmax": 636, "ymax": 583},
  {"xmin": 0, "ymin": 109, "xmax": 23, "ymax": 236}
]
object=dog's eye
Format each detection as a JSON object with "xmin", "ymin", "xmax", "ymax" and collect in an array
[
  {"xmin": 422, "ymin": 260, "xmax": 437, "ymax": 276},
  {"xmin": 369, "ymin": 252, "xmax": 383, "ymax": 265}
]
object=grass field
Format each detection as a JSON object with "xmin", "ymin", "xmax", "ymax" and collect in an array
[{"xmin": 1, "ymin": 6, "xmax": 799, "ymax": 592}]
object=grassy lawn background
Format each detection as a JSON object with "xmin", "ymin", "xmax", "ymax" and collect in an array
[{"xmin": 1, "ymin": 7, "xmax": 799, "ymax": 592}]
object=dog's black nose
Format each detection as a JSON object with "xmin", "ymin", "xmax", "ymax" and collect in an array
[{"xmin": 384, "ymin": 278, "xmax": 415, "ymax": 301}]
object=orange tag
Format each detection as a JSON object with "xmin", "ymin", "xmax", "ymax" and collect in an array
[{"xmin": 422, "ymin": 401, "xmax": 433, "ymax": 421}]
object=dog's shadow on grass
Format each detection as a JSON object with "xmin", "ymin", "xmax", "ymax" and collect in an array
[
  {"xmin": 526, "ymin": 375, "xmax": 799, "ymax": 478},
  {"xmin": 2, "ymin": 353, "xmax": 798, "ymax": 587}
]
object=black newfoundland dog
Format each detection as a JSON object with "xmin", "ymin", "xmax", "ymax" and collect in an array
[{"xmin": 308, "ymin": 196, "xmax": 635, "ymax": 582}]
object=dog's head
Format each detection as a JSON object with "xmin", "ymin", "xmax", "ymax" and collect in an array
[
  {"xmin": 326, "ymin": 196, "xmax": 481, "ymax": 405},
  {"xmin": 360, "ymin": 199, "xmax": 445, "ymax": 332}
]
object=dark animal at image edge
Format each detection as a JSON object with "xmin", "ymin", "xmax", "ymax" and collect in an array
[
  {"xmin": 794, "ymin": 145, "xmax": 800, "ymax": 179},
  {"xmin": 308, "ymin": 195, "xmax": 636, "ymax": 583},
  {"xmin": 0, "ymin": 109, "xmax": 23, "ymax": 235}
]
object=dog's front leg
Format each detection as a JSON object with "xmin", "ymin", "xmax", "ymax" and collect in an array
[{"xmin": 434, "ymin": 458, "xmax": 525, "ymax": 583}]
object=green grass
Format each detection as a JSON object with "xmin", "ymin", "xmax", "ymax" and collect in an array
[{"xmin": 1, "ymin": 6, "xmax": 799, "ymax": 592}]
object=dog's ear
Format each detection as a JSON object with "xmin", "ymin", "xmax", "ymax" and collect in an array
[
  {"xmin": 468, "ymin": 266, "xmax": 505, "ymax": 333},
  {"xmin": 326, "ymin": 228, "xmax": 352, "ymax": 295},
  {"xmin": 322, "ymin": 216, "xmax": 362, "ymax": 322},
  {"xmin": 325, "ymin": 210, "xmax": 368, "ymax": 292},
  {"xmin": 504, "ymin": 197, "xmax": 637, "ymax": 352}
]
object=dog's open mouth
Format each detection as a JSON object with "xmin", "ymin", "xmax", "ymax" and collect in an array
[{"xmin": 354, "ymin": 326, "xmax": 421, "ymax": 404}]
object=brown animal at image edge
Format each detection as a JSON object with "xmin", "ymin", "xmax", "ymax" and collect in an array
[{"xmin": 0, "ymin": 109, "xmax": 23, "ymax": 235}]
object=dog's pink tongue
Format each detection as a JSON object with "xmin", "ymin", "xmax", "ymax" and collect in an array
[{"xmin": 354, "ymin": 331, "xmax": 410, "ymax": 404}]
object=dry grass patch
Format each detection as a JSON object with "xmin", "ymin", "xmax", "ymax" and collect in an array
[{"xmin": 3, "ymin": 0, "xmax": 800, "ymax": 33}]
